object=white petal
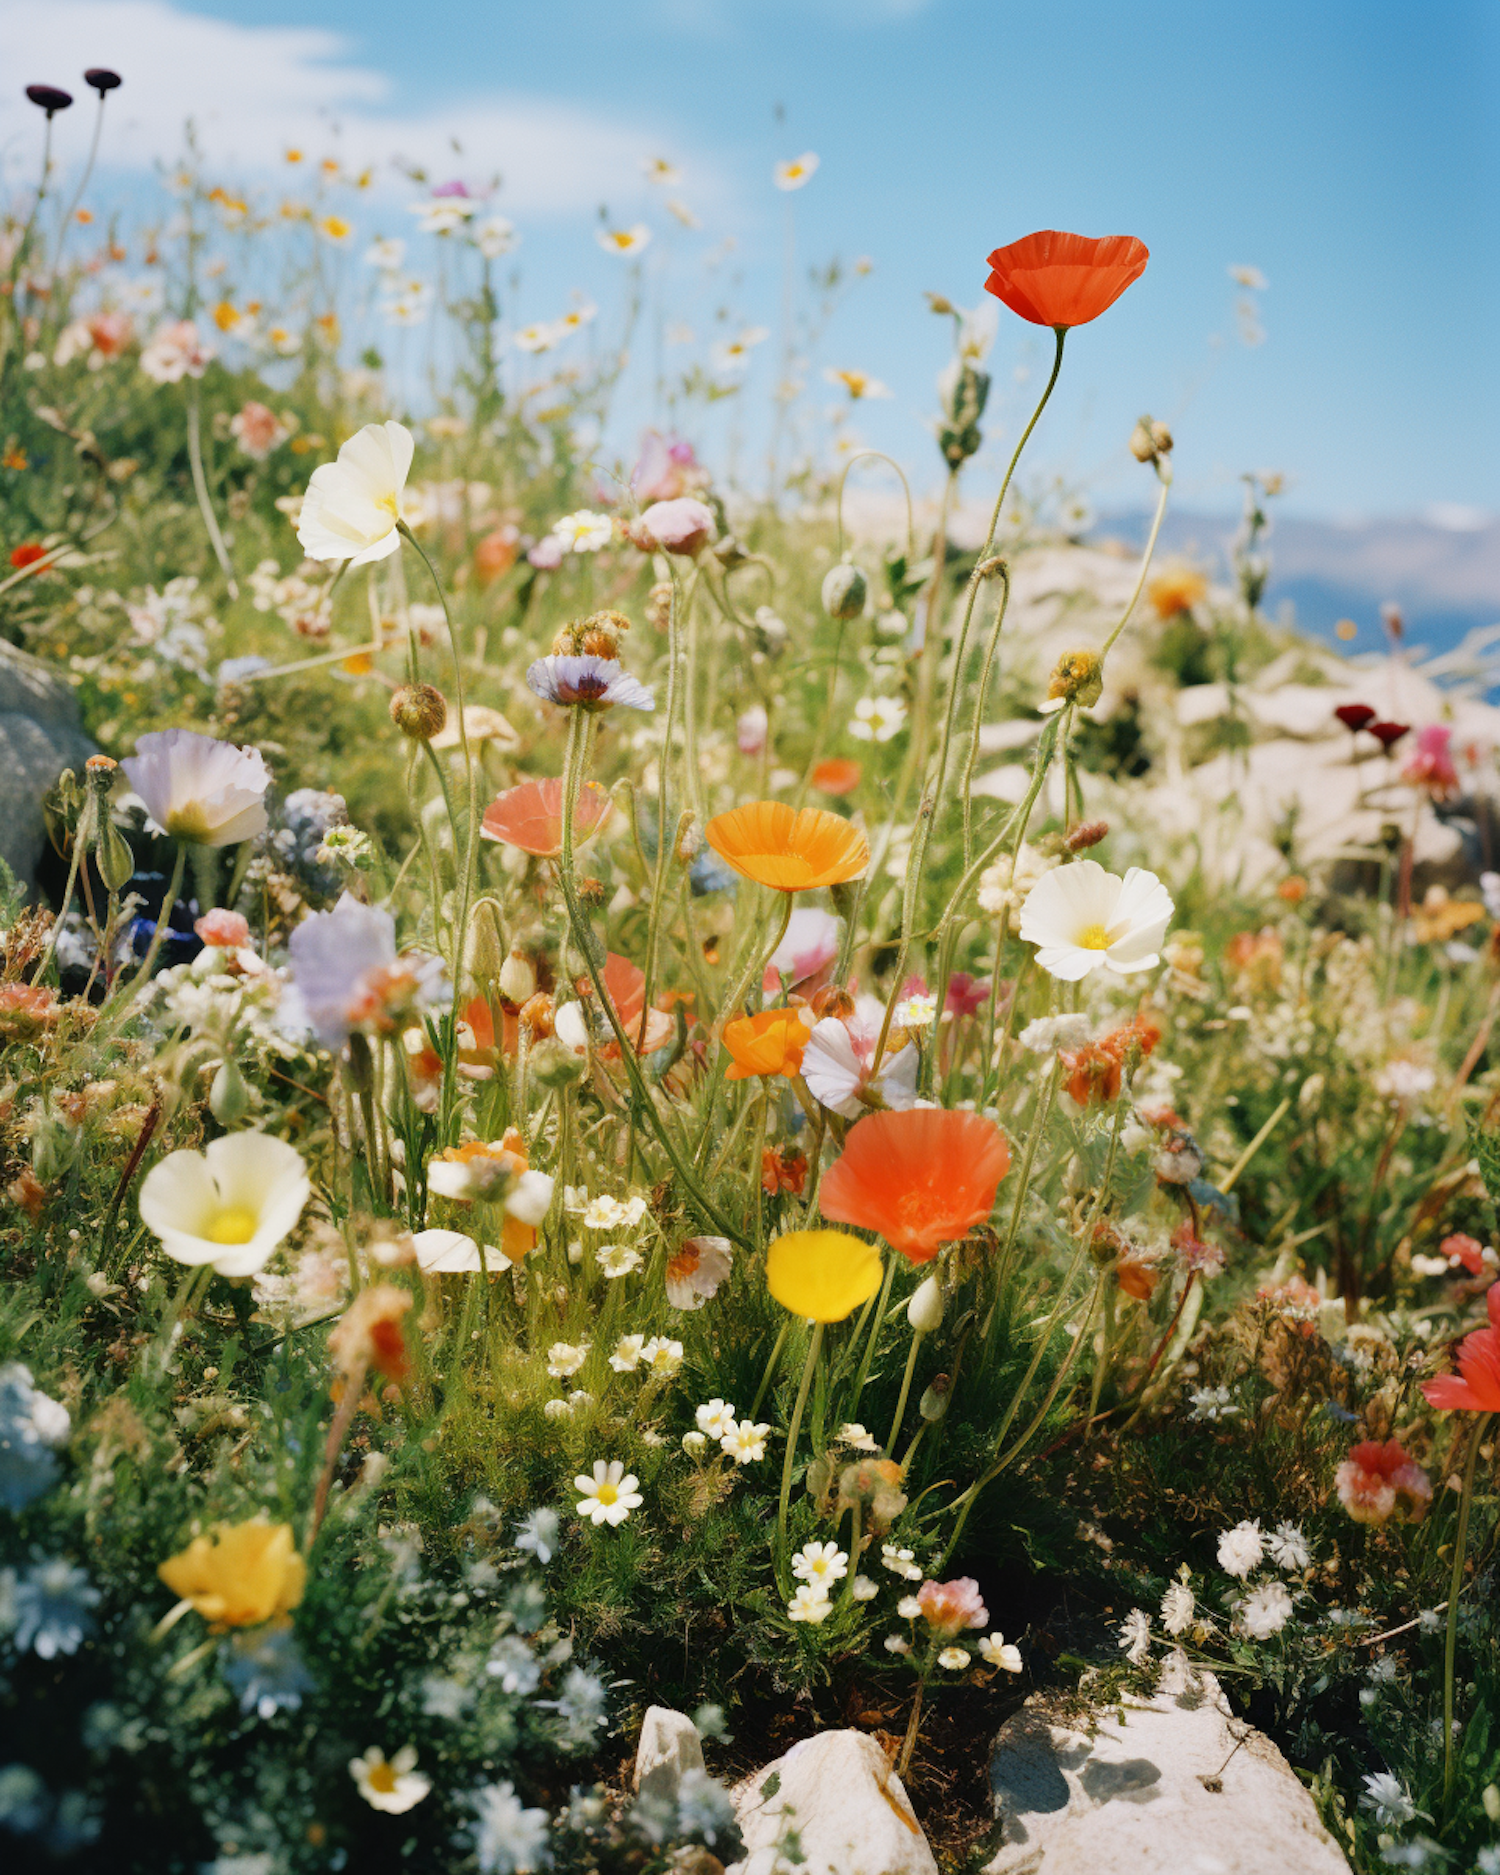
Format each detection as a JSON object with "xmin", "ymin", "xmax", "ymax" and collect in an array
[
  {"xmin": 1032, "ymin": 943, "xmax": 1101, "ymax": 982},
  {"xmin": 414, "ymin": 1228, "xmax": 491, "ymax": 1272},
  {"xmin": 139, "ymin": 1149, "xmax": 220, "ymax": 1241}
]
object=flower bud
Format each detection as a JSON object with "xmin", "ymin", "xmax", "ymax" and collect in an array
[
  {"xmin": 645, "ymin": 581, "xmax": 673, "ymax": 631},
  {"xmin": 1043, "ymin": 649, "xmax": 1104, "ymax": 711},
  {"xmin": 209, "ymin": 1058, "xmax": 251, "ymax": 1125},
  {"xmin": 919, "ymin": 1374, "xmax": 951, "ymax": 1422},
  {"xmin": 531, "ymin": 1035, "xmax": 587, "ymax": 1087},
  {"xmin": 1065, "ymin": 820, "xmax": 1109, "ymax": 853},
  {"xmin": 95, "ymin": 819, "xmax": 135, "ymax": 892},
  {"xmin": 389, "ymin": 683, "xmax": 447, "ymax": 740},
  {"xmin": 907, "ymin": 1275, "xmax": 943, "ymax": 1334},
  {"xmin": 463, "ymin": 897, "xmax": 506, "ymax": 988},
  {"xmin": 498, "ymin": 946, "xmax": 536, "ymax": 1004},
  {"xmin": 821, "ymin": 560, "xmax": 867, "ymax": 620}
]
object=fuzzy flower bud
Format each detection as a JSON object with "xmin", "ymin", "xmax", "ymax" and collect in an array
[
  {"xmin": 1042, "ymin": 650, "xmax": 1104, "ymax": 712},
  {"xmin": 389, "ymin": 684, "xmax": 447, "ymax": 740},
  {"xmin": 208, "ymin": 1058, "xmax": 251, "ymax": 1126},
  {"xmin": 821, "ymin": 560, "xmax": 867, "ymax": 620},
  {"xmin": 463, "ymin": 897, "xmax": 506, "ymax": 988},
  {"xmin": 907, "ymin": 1274, "xmax": 944, "ymax": 1334}
]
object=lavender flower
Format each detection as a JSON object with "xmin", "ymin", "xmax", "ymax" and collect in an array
[
  {"xmin": 286, "ymin": 893, "xmax": 446, "ymax": 1049},
  {"xmin": 526, "ymin": 654, "xmax": 655, "ymax": 713}
]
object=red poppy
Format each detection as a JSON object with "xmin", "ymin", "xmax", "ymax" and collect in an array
[
  {"xmin": 1368, "ymin": 721, "xmax": 1410, "ymax": 752},
  {"xmin": 1422, "ymin": 1282, "xmax": 1500, "ymax": 1412},
  {"xmin": 762, "ymin": 1146, "xmax": 807, "ymax": 1196},
  {"xmin": 984, "ymin": 230, "xmax": 1149, "ymax": 330},
  {"xmin": 1334, "ymin": 703, "xmax": 1375, "ymax": 733},
  {"xmin": 481, "ymin": 776, "xmax": 611, "ymax": 858},
  {"xmin": 819, "ymin": 1108, "xmax": 1010, "ymax": 1264},
  {"xmin": 9, "ymin": 542, "xmax": 49, "ymax": 570}
]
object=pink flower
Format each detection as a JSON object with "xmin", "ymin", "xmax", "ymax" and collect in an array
[
  {"xmin": 230, "ymin": 401, "xmax": 289, "ymax": 460},
  {"xmin": 527, "ymin": 535, "xmax": 565, "ymax": 571},
  {"xmin": 195, "ymin": 909, "xmax": 252, "ymax": 949},
  {"xmin": 762, "ymin": 908, "xmax": 840, "ymax": 998},
  {"xmin": 1334, "ymin": 1439, "xmax": 1432, "ymax": 1525},
  {"xmin": 631, "ymin": 430, "xmax": 705, "ymax": 503},
  {"xmin": 917, "ymin": 1576, "xmax": 989, "ymax": 1638},
  {"xmin": 945, "ymin": 972, "xmax": 991, "ymax": 1018},
  {"xmin": 632, "ymin": 498, "xmax": 716, "ymax": 557},
  {"xmin": 737, "ymin": 705, "xmax": 769, "ymax": 757},
  {"xmin": 140, "ymin": 319, "xmax": 213, "ymax": 384},
  {"xmin": 1403, "ymin": 724, "xmax": 1459, "ymax": 799}
]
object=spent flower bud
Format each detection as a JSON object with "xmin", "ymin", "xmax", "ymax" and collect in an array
[
  {"xmin": 389, "ymin": 684, "xmax": 447, "ymax": 740},
  {"xmin": 821, "ymin": 560, "xmax": 867, "ymax": 620}
]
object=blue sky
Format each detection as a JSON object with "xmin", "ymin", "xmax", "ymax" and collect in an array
[{"xmin": 7, "ymin": 0, "xmax": 1498, "ymax": 520}]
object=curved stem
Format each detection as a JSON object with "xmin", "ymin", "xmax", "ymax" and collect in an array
[
  {"xmin": 749, "ymin": 1318, "xmax": 791, "ymax": 1421},
  {"xmin": 776, "ymin": 1321, "xmax": 824, "ymax": 1572},
  {"xmin": 834, "ymin": 450, "xmax": 914, "ymax": 563},
  {"xmin": 1100, "ymin": 468, "xmax": 1171, "ymax": 660},
  {"xmin": 960, "ymin": 564, "xmax": 1012, "ymax": 866},
  {"xmin": 186, "ymin": 387, "xmax": 239, "ymax": 597},
  {"xmin": 886, "ymin": 1329, "xmax": 925, "ymax": 1458},
  {"xmin": 843, "ymin": 1255, "xmax": 895, "ymax": 1432}
]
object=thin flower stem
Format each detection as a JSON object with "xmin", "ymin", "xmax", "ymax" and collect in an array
[
  {"xmin": 896, "ymin": 1672, "xmax": 928, "ymax": 1781},
  {"xmin": 885, "ymin": 1329, "xmax": 926, "ymax": 1458},
  {"xmin": 1099, "ymin": 468, "xmax": 1171, "ymax": 661},
  {"xmin": 186, "ymin": 386, "xmax": 239, "ymax": 598},
  {"xmin": 843, "ymin": 1256, "xmax": 896, "ymax": 1433},
  {"xmin": 776, "ymin": 1320, "xmax": 824, "ymax": 1575},
  {"xmin": 749, "ymin": 1318, "xmax": 791, "ymax": 1421},
  {"xmin": 124, "ymin": 842, "xmax": 188, "ymax": 999},
  {"xmin": 640, "ymin": 563, "xmax": 690, "ymax": 1025},
  {"xmin": 960, "ymin": 564, "xmax": 1012, "ymax": 866},
  {"xmin": 1442, "ymin": 1411, "xmax": 1489, "ymax": 1816}
]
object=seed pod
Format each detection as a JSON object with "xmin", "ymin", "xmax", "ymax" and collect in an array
[
  {"xmin": 95, "ymin": 819, "xmax": 135, "ymax": 893},
  {"xmin": 209, "ymin": 1058, "xmax": 251, "ymax": 1125},
  {"xmin": 821, "ymin": 560, "xmax": 867, "ymax": 620},
  {"xmin": 530, "ymin": 1035, "xmax": 587, "ymax": 1088},
  {"xmin": 918, "ymin": 1373, "xmax": 951, "ymax": 1422},
  {"xmin": 389, "ymin": 683, "xmax": 447, "ymax": 740},
  {"xmin": 463, "ymin": 897, "xmax": 506, "ymax": 988}
]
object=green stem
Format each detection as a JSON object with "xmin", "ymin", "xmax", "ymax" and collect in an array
[
  {"xmin": 776, "ymin": 1321, "xmax": 824, "ymax": 1572},
  {"xmin": 843, "ymin": 1255, "xmax": 896, "ymax": 1432},
  {"xmin": 749, "ymin": 1318, "xmax": 790, "ymax": 1421},
  {"xmin": 186, "ymin": 386, "xmax": 238, "ymax": 598},
  {"xmin": 125, "ymin": 843, "xmax": 188, "ymax": 998},
  {"xmin": 1442, "ymin": 1411, "xmax": 1489, "ymax": 1816},
  {"xmin": 886, "ymin": 1329, "xmax": 925, "ymax": 1457}
]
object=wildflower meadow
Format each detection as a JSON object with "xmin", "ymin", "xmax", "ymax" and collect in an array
[{"xmin": 1, "ymin": 51, "xmax": 1498, "ymax": 1875}]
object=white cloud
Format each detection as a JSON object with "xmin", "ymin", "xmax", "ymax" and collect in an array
[{"xmin": 0, "ymin": 0, "xmax": 713, "ymax": 217}]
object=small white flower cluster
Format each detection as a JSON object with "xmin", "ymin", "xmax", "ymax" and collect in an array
[
  {"xmin": 686, "ymin": 1399, "xmax": 770, "ymax": 1466},
  {"xmin": 787, "ymin": 1541, "xmax": 848, "ymax": 1623},
  {"xmin": 609, "ymin": 1335, "xmax": 684, "ymax": 1378},
  {"xmin": 1187, "ymin": 1384, "xmax": 1240, "ymax": 1422},
  {"xmin": 1119, "ymin": 1519, "xmax": 1314, "ymax": 1667}
]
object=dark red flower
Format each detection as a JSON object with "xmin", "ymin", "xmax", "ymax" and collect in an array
[
  {"xmin": 84, "ymin": 70, "xmax": 122, "ymax": 96},
  {"xmin": 25, "ymin": 85, "xmax": 73, "ymax": 117},
  {"xmin": 1334, "ymin": 704, "xmax": 1375, "ymax": 733},
  {"xmin": 984, "ymin": 230, "xmax": 1149, "ymax": 329},
  {"xmin": 1368, "ymin": 721, "xmax": 1410, "ymax": 752}
]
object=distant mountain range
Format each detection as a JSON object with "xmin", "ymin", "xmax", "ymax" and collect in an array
[{"xmin": 1094, "ymin": 508, "xmax": 1500, "ymax": 661}]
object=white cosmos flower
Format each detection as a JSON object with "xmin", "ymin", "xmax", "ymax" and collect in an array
[
  {"xmin": 473, "ymin": 216, "xmax": 517, "ymax": 258},
  {"xmin": 296, "ymin": 420, "xmax": 414, "ymax": 566},
  {"xmin": 363, "ymin": 236, "xmax": 405, "ymax": 271},
  {"xmin": 574, "ymin": 1459, "xmax": 642, "ymax": 1526},
  {"xmin": 349, "ymin": 1744, "xmax": 430, "ymax": 1814},
  {"xmin": 412, "ymin": 1229, "xmax": 511, "ymax": 1274},
  {"xmin": 978, "ymin": 1632, "xmax": 1023, "ymax": 1672},
  {"xmin": 551, "ymin": 510, "xmax": 614, "ymax": 554},
  {"xmin": 596, "ymin": 224, "xmax": 651, "ymax": 256},
  {"xmin": 514, "ymin": 320, "xmax": 565, "ymax": 354},
  {"xmin": 410, "ymin": 198, "xmax": 475, "ymax": 234},
  {"xmin": 122, "ymin": 728, "xmax": 271, "ymax": 847},
  {"xmin": 1018, "ymin": 859, "xmax": 1173, "ymax": 982},
  {"xmin": 849, "ymin": 695, "xmax": 907, "ymax": 742},
  {"xmin": 774, "ymin": 152, "xmax": 819, "ymax": 191},
  {"xmin": 138, "ymin": 1132, "xmax": 311, "ymax": 1277}
]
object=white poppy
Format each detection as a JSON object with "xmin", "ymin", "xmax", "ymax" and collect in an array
[
  {"xmin": 1017, "ymin": 859, "xmax": 1173, "ymax": 982},
  {"xmin": 296, "ymin": 420, "xmax": 414, "ymax": 566},
  {"xmin": 122, "ymin": 728, "xmax": 270, "ymax": 848},
  {"xmin": 413, "ymin": 1229, "xmax": 511, "ymax": 1274},
  {"xmin": 138, "ymin": 1132, "xmax": 311, "ymax": 1277},
  {"xmin": 801, "ymin": 1014, "xmax": 918, "ymax": 1120}
]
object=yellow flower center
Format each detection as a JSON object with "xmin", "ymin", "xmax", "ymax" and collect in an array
[
  {"xmin": 1077, "ymin": 923, "xmax": 1112, "ymax": 951},
  {"xmin": 207, "ymin": 1207, "xmax": 259, "ymax": 1245},
  {"xmin": 595, "ymin": 1482, "xmax": 618, "ymax": 1506},
  {"xmin": 376, "ymin": 492, "xmax": 399, "ymax": 518},
  {"xmin": 367, "ymin": 1761, "xmax": 399, "ymax": 1793}
]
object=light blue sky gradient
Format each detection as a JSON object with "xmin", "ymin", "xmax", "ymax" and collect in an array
[{"xmin": 14, "ymin": 0, "xmax": 1499, "ymax": 519}]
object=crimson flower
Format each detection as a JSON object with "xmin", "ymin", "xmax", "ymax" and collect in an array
[
  {"xmin": 1368, "ymin": 721, "xmax": 1410, "ymax": 752},
  {"xmin": 1334, "ymin": 704, "xmax": 1375, "ymax": 733},
  {"xmin": 1422, "ymin": 1282, "xmax": 1500, "ymax": 1413},
  {"xmin": 984, "ymin": 230, "xmax": 1149, "ymax": 329}
]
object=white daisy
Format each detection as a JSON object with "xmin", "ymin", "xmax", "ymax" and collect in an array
[
  {"xmin": 1018, "ymin": 860, "xmax": 1174, "ymax": 982},
  {"xmin": 573, "ymin": 1459, "xmax": 642, "ymax": 1527}
]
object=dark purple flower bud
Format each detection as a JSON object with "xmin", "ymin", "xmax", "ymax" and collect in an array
[
  {"xmin": 26, "ymin": 85, "xmax": 74, "ymax": 117},
  {"xmin": 84, "ymin": 69, "xmax": 122, "ymax": 96}
]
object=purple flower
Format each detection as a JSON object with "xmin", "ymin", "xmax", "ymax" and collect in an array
[
  {"xmin": 526, "ymin": 654, "xmax": 655, "ymax": 713},
  {"xmin": 287, "ymin": 894, "xmax": 447, "ymax": 1049}
]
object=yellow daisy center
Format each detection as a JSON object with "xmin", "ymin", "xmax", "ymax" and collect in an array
[
  {"xmin": 595, "ymin": 1481, "xmax": 618, "ymax": 1506},
  {"xmin": 1077, "ymin": 923, "xmax": 1112, "ymax": 951},
  {"xmin": 367, "ymin": 1761, "xmax": 398, "ymax": 1793},
  {"xmin": 207, "ymin": 1207, "xmax": 259, "ymax": 1245}
]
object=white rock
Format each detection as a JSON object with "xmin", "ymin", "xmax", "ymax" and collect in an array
[
  {"xmin": 634, "ymin": 1704, "xmax": 706, "ymax": 1803},
  {"xmin": 985, "ymin": 1657, "xmax": 1348, "ymax": 1874},
  {"xmin": 727, "ymin": 1729, "xmax": 938, "ymax": 1875}
]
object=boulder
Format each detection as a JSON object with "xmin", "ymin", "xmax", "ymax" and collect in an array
[
  {"xmin": 0, "ymin": 641, "xmax": 95, "ymax": 894},
  {"xmin": 985, "ymin": 1657, "xmax": 1349, "ymax": 1874},
  {"xmin": 634, "ymin": 1705, "xmax": 707, "ymax": 1804},
  {"xmin": 727, "ymin": 1729, "xmax": 938, "ymax": 1875}
]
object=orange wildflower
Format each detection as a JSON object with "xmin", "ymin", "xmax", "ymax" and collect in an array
[
  {"xmin": 328, "ymin": 1283, "xmax": 412, "ymax": 1384},
  {"xmin": 818, "ymin": 1108, "xmax": 1010, "ymax": 1265},
  {"xmin": 1147, "ymin": 564, "xmax": 1208, "ymax": 619},
  {"xmin": 810, "ymin": 757, "xmax": 862, "ymax": 796},
  {"xmin": 762, "ymin": 1147, "xmax": 807, "ymax": 1196},
  {"xmin": 704, "ymin": 800, "xmax": 868, "ymax": 892},
  {"xmin": 481, "ymin": 776, "xmax": 611, "ymax": 859},
  {"xmin": 722, "ymin": 1007, "xmax": 809, "ymax": 1081},
  {"xmin": 1059, "ymin": 1011, "xmax": 1162, "ymax": 1108},
  {"xmin": 983, "ymin": 230, "xmax": 1149, "ymax": 329}
]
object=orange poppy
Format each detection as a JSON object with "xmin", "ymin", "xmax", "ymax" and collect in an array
[
  {"xmin": 810, "ymin": 757, "xmax": 862, "ymax": 796},
  {"xmin": 704, "ymin": 801, "xmax": 868, "ymax": 892},
  {"xmin": 722, "ymin": 1007, "xmax": 810, "ymax": 1080},
  {"xmin": 984, "ymin": 230, "xmax": 1149, "ymax": 330},
  {"xmin": 819, "ymin": 1108, "xmax": 1010, "ymax": 1264},
  {"xmin": 580, "ymin": 952, "xmax": 675, "ymax": 1056},
  {"xmin": 481, "ymin": 777, "xmax": 612, "ymax": 859}
]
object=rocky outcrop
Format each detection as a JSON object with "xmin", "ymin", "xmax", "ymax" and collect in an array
[
  {"xmin": 985, "ymin": 1658, "xmax": 1350, "ymax": 1874},
  {"xmin": 727, "ymin": 1729, "xmax": 939, "ymax": 1875},
  {"xmin": 0, "ymin": 641, "xmax": 94, "ymax": 893}
]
